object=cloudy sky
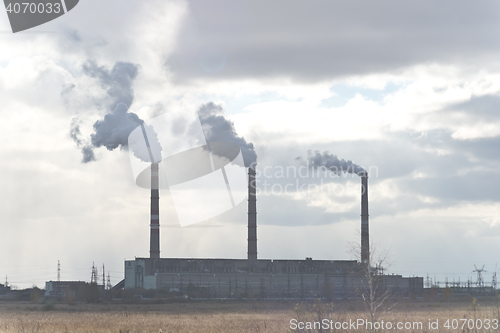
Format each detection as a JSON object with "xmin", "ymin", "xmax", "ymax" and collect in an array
[{"xmin": 1, "ymin": 0, "xmax": 500, "ymax": 288}]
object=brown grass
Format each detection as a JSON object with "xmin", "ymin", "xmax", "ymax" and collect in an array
[{"xmin": 0, "ymin": 298, "xmax": 499, "ymax": 333}]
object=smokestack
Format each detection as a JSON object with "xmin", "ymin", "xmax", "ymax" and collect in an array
[
  {"xmin": 360, "ymin": 172, "xmax": 369, "ymax": 264},
  {"xmin": 247, "ymin": 166, "xmax": 257, "ymax": 261},
  {"xmin": 150, "ymin": 163, "xmax": 160, "ymax": 259}
]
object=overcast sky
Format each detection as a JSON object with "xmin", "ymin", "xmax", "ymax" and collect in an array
[{"xmin": 1, "ymin": 0, "xmax": 500, "ymax": 288}]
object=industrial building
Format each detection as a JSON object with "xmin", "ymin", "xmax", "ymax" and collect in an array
[
  {"xmin": 45, "ymin": 281, "xmax": 86, "ymax": 297},
  {"xmin": 0, "ymin": 283, "xmax": 10, "ymax": 295},
  {"xmin": 124, "ymin": 165, "xmax": 424, "ymax": 298}
]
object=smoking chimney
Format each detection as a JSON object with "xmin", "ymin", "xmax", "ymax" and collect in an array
[
  {"xmin": 247, "ymin": 166, "xmax": 257, "ymax": 260},
  {"xmin": 150, "ymin": 163, "xmax": 160, "ymax": 259},
  {"xmin": 360, "ymin": 172, "xmax": 369, "ymax": 264}
]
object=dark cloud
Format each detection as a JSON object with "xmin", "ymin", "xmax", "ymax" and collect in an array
[
  {"xmin": 444, "ymin": 95, "xmax": 500, "ymax": 121},
  {"xmin": 168, "ymin": 0, "xmax": 500, "ymax": 82}
]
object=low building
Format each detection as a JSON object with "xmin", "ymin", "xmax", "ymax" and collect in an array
[
  {"xmin": 44, "ymin": 281, "xmax": 86, "ymax": 297},
  {"xmin": 0, "ymin": 283, "xmax": 10, "ymax": 295}
]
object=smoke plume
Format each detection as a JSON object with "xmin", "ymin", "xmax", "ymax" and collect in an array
[
  {"xmin": 82, "ymin": 60, "xmax": 139, "ymax": 110},
  {"xmin": 301, "ymin": 150, "xmax": 366, "ymax": 176},
  {"xmin": 91, "ymin": 102, "xmax": 144, "ymax": 150},
  {"xmin": 198, "ymin": 102, "xmax": 257, "ymax": 167},
  {"xmin": 71, "ymin": 60, "xmax": 162, "ymax": 163}
]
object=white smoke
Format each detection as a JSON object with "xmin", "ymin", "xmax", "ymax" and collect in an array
[{"xmin": 198, "ymin": 102, "xmax": 257, "ymax": 167}]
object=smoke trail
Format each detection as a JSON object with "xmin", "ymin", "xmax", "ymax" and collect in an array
[
  {"xmin": 70, "ymin": 118, "xmax": 95, "ymax": 163},
  {"xmin": 300, "ymin": 150, "xmax": 366, "ymax": 176},
  {"xmin": 197, "ymin": 102, "xmax": 257, "ymax": 167}
]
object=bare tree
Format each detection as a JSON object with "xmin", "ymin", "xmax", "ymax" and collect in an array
[{"xmin": 349, "ymin": 241, "xmax": 393, "ymax": 333}]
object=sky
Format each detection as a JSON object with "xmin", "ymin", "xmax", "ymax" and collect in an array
[{"xmin": 1, "ymin": 0, "xmax": 500, "ymax": 289}]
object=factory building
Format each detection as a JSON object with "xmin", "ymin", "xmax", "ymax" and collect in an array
[{"xmin": 124, "ymin": 257, "xmax": 422, "ymax": 298}]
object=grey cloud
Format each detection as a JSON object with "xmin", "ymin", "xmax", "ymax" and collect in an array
[
  {"xmin": 63, "ymin": 28, "xmax": 82, "ymax": 43},
  {"xmin": 400, "ymin": 129, "xmax": 500, "ymax": 165},
  {"xmin": 258, "ymin": 194, "xmax": 349, "ymax": 227},
  {"xmin": 443, "ymin": 94, "xmax": 500, "ymax": 122},
  {"xmin": 167, "ymin": 0, "xmax": 500, "ymax": 82},
  {"xmin": 423, "ymin": 95, "xmax": 500, "ymax": 135},
  {"xmin": 61, "ymin": 83, "xmax": 76, "ymax": 97},
  {"xmin": 451, "ymin": 136, "xmax": 500, "ymax": 161},
  {"xmin": 401, "ymin": 171, "xmax": 500, "ymax": 202}
]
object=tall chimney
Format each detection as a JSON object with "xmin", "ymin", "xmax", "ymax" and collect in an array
[
  {"xmin": 150, "ymin": 163, "xmax": 160, "ymax": 259},
  {"xmin": 247, "ymin": 166, "xmax": 257, "ymax": 261},
  {"xmin": 360, "ymin": 172, "xmax": 369, "ymax": 264}
]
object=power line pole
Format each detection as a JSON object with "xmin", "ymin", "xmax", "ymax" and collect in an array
[
  {"xmin": 492, "ymin": 264, "xmax": 497, "ymax": 290},
  {"xmin": 57, "ymin": 260, "xmax": 60, "ymax": 282},
  {"xmin": 102, "ymin": 264, "xmax": 105, "ymax": 287},
  {"xmin": 425, "ymin": 274, "xmax": 431, "ymax": 288},
  {"xmin": 473, "ymin": 264, "xmax": 486, "ymax": 288},
  {"xmin": 91, "ymin": 262, "xmax": 97, "ymax": 283},
  {"xmin": 107, "ymin": 272, "xmax": 111, "ymax": 290}
]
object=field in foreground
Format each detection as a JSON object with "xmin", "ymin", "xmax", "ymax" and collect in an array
[{"xmin": 0, "ymin": 298, "xmax": 500, "ymax": 333}]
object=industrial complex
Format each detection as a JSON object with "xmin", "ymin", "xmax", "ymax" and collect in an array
[{"xmin": 123, "ymin": 164, "xmax": 424, "ymax": 298}]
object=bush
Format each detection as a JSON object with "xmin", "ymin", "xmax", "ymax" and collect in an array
[
  {"xmin": 30, "ymin": 287, "xmax": 41, "ymax": 303},
  {"xmin": 42, "ymin": 302, "xmax": 55, "ymax": 311}
]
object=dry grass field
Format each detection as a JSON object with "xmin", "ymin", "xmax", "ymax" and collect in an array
[{"xmin": 0, "ymin": 298, "xmax": 499, "ymax": 333}]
